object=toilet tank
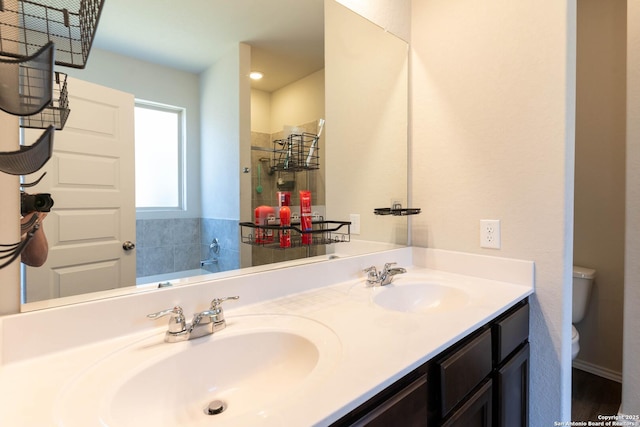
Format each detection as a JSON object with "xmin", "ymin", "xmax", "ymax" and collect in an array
[{"xmin": 573, "ymin": 265, "xmax": 596, "ymax": 323}]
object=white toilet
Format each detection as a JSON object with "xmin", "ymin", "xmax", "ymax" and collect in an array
[{"xmin": 572, "ymin": 265, "xmax": 596, "ymax": 360}]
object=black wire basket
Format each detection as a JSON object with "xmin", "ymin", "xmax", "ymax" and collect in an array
[
  {"xmin": 0, "ymin": 41, "xmax": 53, "ymax": 117},
  {"xmin": 271, "ymin": 132, "xmax": 320, "ymax": 172},
  {"xmin": 0, "ymin": 125, "xmax": 54, "ymax": 175},
  {"xmin": 240, "ymin": 218, "xmax": 351, "ymax": 249},
  {"xmin": 0, "ymin": 0, "xmax": 105, "ymax": 68},
  {"xmin": 374, "ymin": 207, "xmax": 422, "ymax": 216},
  {"xmin": 20, "ymin": 71, "xmax": 69, "ymax": 129}
]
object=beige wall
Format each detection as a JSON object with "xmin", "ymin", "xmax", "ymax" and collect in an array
[
  {"xmin": 200, "ymin": 44, "xmax": 251, "ymax": 221},
  {"xmin": 623, "ymin": 0, "xmax": 640, "ymax": 416},
  {"xmin": 336, "ymin": 0, "xmax": 411, "ymax": 42},
  {"xmin": 0, "ymin": 7, "xmax": 21, "ymax": 314},
  {"xmin": 270, "ymin": 69, "xmax": 325, "ymax": 134},
  {"xmin": 251, "ymin": 70, "xmax": 326, "ymax": 136},
  {"xmin": 251, "ymin": 89, "xmax": 271, "ymax": 134},
  {"xmin": 0, "ymin": 114, "xmax": 20, "ymax": 314},
  {"xmin": 573, "ymin": 0, "xmax": 626, "ymax": 380},
  {"xmin": 325, "ymin": 0, "xmax": 409, "ymax": 245},
  {"xmin": 411, "ymin": 0, "xmax": 575, "ymax": 423}
]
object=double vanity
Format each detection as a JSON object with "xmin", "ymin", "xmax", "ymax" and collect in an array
[{"xmin": 0, "ymin": 247, "xmax": 533, "ymax": 426}]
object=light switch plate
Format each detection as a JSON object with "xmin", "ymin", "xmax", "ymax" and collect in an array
[{"xmin": 350, "ymin": 214, "xmax": 361, "ymax": 235}]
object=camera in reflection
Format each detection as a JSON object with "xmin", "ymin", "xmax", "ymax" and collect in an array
[{"xmin": 21, "ymin": 192, "xmax": 54, "ymax": 216}]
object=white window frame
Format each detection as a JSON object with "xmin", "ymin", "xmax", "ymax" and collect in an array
[{"xmin": 134, "ymin": 99, "xmax": 186, "ymax": 212}]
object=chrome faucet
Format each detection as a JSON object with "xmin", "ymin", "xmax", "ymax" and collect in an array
[
  {"xmin": 363, "ymin": 262, "xmax": 407, "ymax": 286},
  {"xmin": 147, "ymin": 296, "xmax": 240, "ymax": 343}
]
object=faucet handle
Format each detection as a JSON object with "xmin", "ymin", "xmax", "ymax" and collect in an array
[
  {"xmin": 147, "ymin": 306, "xmax": 186, "ymax": 334},
  {"xmin": 147, "ymin": 305, "xmax": 183, "ymax": 319},
  {"xmin": 210, "ymin": 296, "xmax": 240, "ymax": 309},
  {"xmin": 208, "ymin": 296, "xmax": 240, "ymax": 327},
  {"xmin": 363, "ymin": 266, "xmax": 379, "ymax": 285},
  {"xmin": 383, "ymin": 262, "xmax": 397, "ymax": 272},
  {"xmin": 363, "ymin": 265, "xmax": 378, "ymax": 275}
]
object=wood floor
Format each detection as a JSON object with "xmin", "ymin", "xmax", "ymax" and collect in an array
[{"xmin": 572, "ymin": 368, "xmax": 622, "ymax": 421}]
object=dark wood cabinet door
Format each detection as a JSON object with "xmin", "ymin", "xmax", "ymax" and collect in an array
[
  {"xmin": 442, "ymin": 379, "xmax": 493, "ymax": 427},
  {"xmin": 439, "ymin": 329, "xmax": 492, "ymax": 417},
  {"xmin": 493, "ymin": 301, "xmax": 529, "ymax": 365},
  {"xmin": 351, "ymin": 374, "xmax": 429, "ymax": 427},
  {"xmin": 495, "ymin": 343, "xmax": 529, "ymax": 427}
]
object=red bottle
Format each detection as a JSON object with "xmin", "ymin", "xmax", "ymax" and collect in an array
[
  {"xmin": 277, "ymin": 191, "xmax": 291, "ymax": 207},
  {"xmin": 279, "ymin": 206, "xmax": 291, "ymax": 248},
  {"xmin": 254, "ymin": 205, "xmax": 275, "ymax": 244},
  {"xmin": 300, "ymin": 190, "xmax": 312, "ymax": 245}
]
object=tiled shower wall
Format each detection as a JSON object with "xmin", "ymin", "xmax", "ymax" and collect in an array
[
  {"xmin": 136, "ymin": 218, "xmax": 240, "ymax": 278},
  {"xmin": 200, "ymin": 217, "xmax": 241, "ymax": 273}
]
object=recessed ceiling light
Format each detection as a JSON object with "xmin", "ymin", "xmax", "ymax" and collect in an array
[{"xmin": 250, "ymin": 71, "xmax": 264, "ymax": 80}]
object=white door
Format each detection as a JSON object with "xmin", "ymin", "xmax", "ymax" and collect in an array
[{"xmin": 23, "ymin": 77, "xmax": 136, "ymax": 303}]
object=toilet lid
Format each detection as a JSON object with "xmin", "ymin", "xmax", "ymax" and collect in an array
[{"xmin": 572, "ymin": 325, "xmax": 578, "ymax": 340}]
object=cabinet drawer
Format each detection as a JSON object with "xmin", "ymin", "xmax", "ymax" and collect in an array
[
  {"xmin": 439, "ymin": 329, "xmax": 492, "ymax": 417},
  {"xmin": 493, "ymin": 301, "xmax": 529, "ymax": 364},
  {"xmin": 351, "ymin": 374, "xmax": 428, "ymax": 427},
  {"xmin": 442, "ymin": 379, "xmax": 493, "ymax": 427}
]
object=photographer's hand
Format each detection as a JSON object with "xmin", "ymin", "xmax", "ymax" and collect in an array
[{"xmin": 20, "ymin": 212, "xmax": 49, "ymax": 267}]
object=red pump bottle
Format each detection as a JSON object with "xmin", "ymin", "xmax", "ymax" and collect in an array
[{"xmin": 279, "ymin": 206, "xmax": 291, "ymax": 248}]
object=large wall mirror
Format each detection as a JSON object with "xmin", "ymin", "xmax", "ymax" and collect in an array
[{"xmin": 19, "ymin": 0, "xmax": 408, "ymax": 311}]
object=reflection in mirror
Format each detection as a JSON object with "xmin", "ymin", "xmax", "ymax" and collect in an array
[
  {"xmin": 19, "ymin": 0, "xmax": 408, "ymax": 311},
  {"xmin": 325, "ymin": 0, "xmax": 409, "ymax": 246}
]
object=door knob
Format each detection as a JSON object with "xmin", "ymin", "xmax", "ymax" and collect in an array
[{"xmin": 122, "ymin": 241, "xmax": 136, "ymax": 251}]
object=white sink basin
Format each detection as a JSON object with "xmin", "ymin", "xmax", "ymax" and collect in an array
[
  {"xmin": 350, "ymin": 276, "xmax": 471, "ymax": 314},
  {"xmin": 54, "ymin": 314, "xmax": 341, "ymax": 427},
  {"xmin": 372, "ymin": 282, "xmax": 470, "ymax": 313}
]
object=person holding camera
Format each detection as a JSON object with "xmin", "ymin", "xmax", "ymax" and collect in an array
[
  {"xmin": 20, "ymin": 193, "xmax": 52, "ymax": 267},
  {"xmin": 20, "ymin": 212, "xmax": 48, "ymax": 267}
]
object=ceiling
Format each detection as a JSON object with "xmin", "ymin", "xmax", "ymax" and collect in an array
[{"xmin": 91, "ymin": 0, "xmax": 325, "ymax": 92}]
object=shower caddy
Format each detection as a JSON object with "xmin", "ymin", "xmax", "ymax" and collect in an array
[
  {"xmin": 240, "ymin": 128, "xmax": 352, "ymax": 249},
  {"xmin": 0, "ymin": 0, "xmax": 105, "ymax": 269},
  {"xmin": 240, "ymin": 217, "xmax": 352, "ymax": 249}
]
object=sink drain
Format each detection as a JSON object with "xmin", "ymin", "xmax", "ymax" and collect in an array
[{"xmin": 204, "ymin": 399, "xmax": 226, "ymax": 415}]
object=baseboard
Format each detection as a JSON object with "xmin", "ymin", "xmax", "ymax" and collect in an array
[{"xmin": 572, "ymin": 359, "xmax": 622, "ymax": 383}]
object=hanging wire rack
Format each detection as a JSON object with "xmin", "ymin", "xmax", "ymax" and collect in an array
[
  {"xmin": 271, "ymin": 132, "xmax": 320, "ymax": 172},
  {"xmin": 374, "ymin": 207, "xmax": 422, "ymax": 216},
  {"xmin": 0, "ymin": 40, "xmax": 53, "ymax": 116},
  {"xmin": 0, "ymin": 0, "xmax": 105, "ymax": 68},
  {"xmin": 240, "ymin": 217, "xmax": 351, "ymax": 249},
  {"xmin": 0, "ymin": 211, "xmax": 43, "ymax": 269},
  {"xmin": 0, "ymin": 125, "xmax": 54, "ymax": 175},
  {"xmin": 20, "ymin": 71, "xmax": 69, "ymax": 129}
]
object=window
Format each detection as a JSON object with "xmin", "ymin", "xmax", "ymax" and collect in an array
[{"xmin": 134, "ymin": 101, "xmax": 185, "ymax": 210}]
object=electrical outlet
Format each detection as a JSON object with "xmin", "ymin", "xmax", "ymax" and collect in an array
[
  {"xmin": 480, "ymin": 219, "xmax": 501, "ymax": 249},
  {"xmin": 350, "ymin": 214, "xmax": 361, "ymax": 235}
]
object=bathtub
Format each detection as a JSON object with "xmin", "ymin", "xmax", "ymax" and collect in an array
[{"xmin": 136, "ymin": 268, "xmax": 216, "ymax": 287}]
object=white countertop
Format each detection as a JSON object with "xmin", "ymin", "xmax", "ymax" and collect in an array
[
  {"xmin": 0, "ymin": 247, "xmax": 534, "ymax": 426},
  {"xmin": 235, "ymin": 269, "xmax": 532, "ymax": 426}
]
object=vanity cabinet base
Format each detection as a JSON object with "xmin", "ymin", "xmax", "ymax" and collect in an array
[
  {"xmin": 332, "ymin": 298, "xmax": 529, "ymax": 427},
  {"xmin": 331, "ymin": 369, "xmax": 429, "ymax": 427}
]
